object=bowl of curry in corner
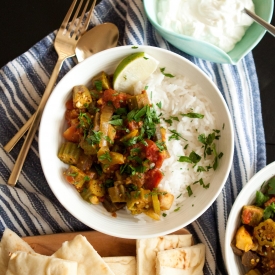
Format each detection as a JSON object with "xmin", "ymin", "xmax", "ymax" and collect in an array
[{"xmin": 225, "ymin": 161, "xmax": 275, "ymax": 275}]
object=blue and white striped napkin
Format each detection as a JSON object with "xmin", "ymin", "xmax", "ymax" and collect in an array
[{"xmin": 0, "ymin": 0, "xmax": 266, "ymax": 274}]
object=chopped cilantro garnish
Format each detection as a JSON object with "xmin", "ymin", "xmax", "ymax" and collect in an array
[
  {"xmin": 169, "ymin": 129, "xmax": 187, "ymax": 141},
  {"xmin": 99, "ymin": 151, "xmax": 112, "ymax": 162},
  {"xmin": 197, "ymin": 166, "xmax": 206, "ymax": 172},
  {"xmin": 156, "ymin": 101, "xmax": 162, "ymax": 109},
  {"xmin": 187, "ymin": 185, "xmax": 193, "ymax": 196},
  {"xmin": 131, "ymin": 46, "xmax": 138, "ymax": 49},
  {"xmin": 155, "ymin": 141, "xmax": 166, "ymax": 152},
  {"xmin": 181, "ymin": 112, "xmax": 204, "ymax": 119},
  {"xmin": 178, "ymin": 151, "xmax": 201, "ymax": 165},
  {"xmin": 94, "ymin": 80, "xmax": 102, "ymax": 91},
  {"xmin": 174, "ymin": 207, "xmax": 180, "ymax": 212},
  {"xmin": 193, "ymin": 178, "xmax": 210, "ymax": 189},
  {"xmin": 160, "ymin": 67, "xmax": 175, "ymax": 78},
  {"xmin": 264, "ymin": 202, "xmax": 275, "ymax": 220},
  {"xmin": 86, "ymin": 130, "xmax": 102, "ymax": 146},
  {"xmin": 268, "ymin": 177, "xmax": 275, "ymax": 195},
  {"xmin": 109, "ymin": 119, "xmax": 123, "ymax": 126},
  {"xmin": 164, "ymin": 118, "xmax": 173, "ymax": 126},
  {"xmin": 255, "ymin": 191, "xmax": 269, "ymax": 206}
]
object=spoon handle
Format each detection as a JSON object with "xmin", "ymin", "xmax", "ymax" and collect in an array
[
  {"xmin": 4, "ymin": 114, "xmax": 34, "ymax": 152},
  {"xmin": 244, "ymin": 8, "xmax": 275, "ymax": 37},
  {"xmin": 8, "ymin": 58, "xmax": 64, "ymax": 187}
]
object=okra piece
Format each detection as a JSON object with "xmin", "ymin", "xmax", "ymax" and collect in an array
[
  {"xmin": 127, "ymin": 91, "xmax": 150, "ymax": 110},
  {"xmin": 73, "ymin": 85, "xmax": 92, "ymax": 109},
  {"xmin": 127, "ymin": 188, "xmax": 152, "ymax": 213},
  {"xmin": 108, "ymin": 185, "xmax": 127, "ymax": 203},
  {"xmin": 81, "ymin": 179, "xmax": 105, "ymax": 201},
  {"xmin": 58, "ymin": 142, "xmax": 81, "ymax": 165},
  {"xmin": 79, "ymin": 138, "xmax": 98, "ymax": 155},
  {"xmin": 92, "ymin": 71, "xmax": 111, "ymax": 91},
  {"xmin": 64, "ymin": 165, "xmax": 89, "ymax": 192}
]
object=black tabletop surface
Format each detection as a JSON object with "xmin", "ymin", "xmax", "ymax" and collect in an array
[{"xmin": 1, "ymin": 0, "xmax": 275, "ymax": 165}]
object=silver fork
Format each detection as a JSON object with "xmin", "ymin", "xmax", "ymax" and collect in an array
[{"xmin": 8, "ymin": 0, "xmax": 96, "ymax": 187}]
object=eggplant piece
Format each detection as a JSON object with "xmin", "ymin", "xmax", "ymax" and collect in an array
[
  {"xmin": 230, "ymin": 239, "xmax": 244, "ymax": 257},
  {"xmin": 76, "ymin": 152, "xmax": 93, "ymax": 171},
  {"xmin": 102, "ymin": 195, "xmax": 126, "ymax": 213},
  {"xmin": 242, "ymin": 251, "xmax": 260, "ymax": 269},
  {"xmin": 241, "ymin": 205, "xmax": 264, "ymax": 227}
]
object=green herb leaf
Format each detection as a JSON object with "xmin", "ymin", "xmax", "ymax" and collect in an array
[
  {"xmin": 99, "ymin": 151, "xmax": 112, "ymax": 162},
  {"xmin": 160, "ymin": 67, "xmax": 175, "ymax": 78},
  {"xmin": 264, "ymin": 202, "xmax": 275, "ymax": 220},
  {"xmin": 187, "ymin": 185, "xmax": 193, "ymax": 196},
  {"xmin": 156, "ymin": 101, "xmax": 162, "ymax": 109},
  {"xmin": 86, "ymin": 130, "xmax": 102, "ymax": 146},
  {"xmin": 155, "ymin": 141, "xmax": 167, "ymax": 152},
  {"xmin": 181, "ymin": 112, "xmax": 204, "ymax": 119},
  {"xmin": 268, "ymin": 177, "xmax": 275, "ymax": 195},
  {"xmin": 169, "ymin": 129, "xmax": 187, "ymax": 141},
  {"xmin": 109, "ymin": 119, "xmax": 123, "ymax": 126},
  {"xmin": 94, "ymin": 80, "xmax": 102, "ymax": 91},
  {"xmin": 255, "ymin": 191, "xmax": 269, "ymax": 206}
]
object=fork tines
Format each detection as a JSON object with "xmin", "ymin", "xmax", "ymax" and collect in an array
[{"xmin": 61, "ymin": 0, "xmax": 96, "ymax": 39}]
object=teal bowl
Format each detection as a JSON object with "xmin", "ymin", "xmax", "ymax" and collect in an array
[{"xmin": 144, "ymin": 0, "xmax": 274, "ymax": 64}]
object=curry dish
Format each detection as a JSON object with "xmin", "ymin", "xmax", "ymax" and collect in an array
[{"xmin": 57, "ymin": 71, "xmax": 174, "ymax": 220}]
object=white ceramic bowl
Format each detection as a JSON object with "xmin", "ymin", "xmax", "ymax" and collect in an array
[
  {"xmin": 39, "ymin": 45, "xmax": 234, "ymax": 239},
  {"xmin": 144, "ymin": 0, "xmax": 274, "ymax": 64},
  {"xmin": 225, "ymin": 161, "xmax": 275, "ymax": 274}
]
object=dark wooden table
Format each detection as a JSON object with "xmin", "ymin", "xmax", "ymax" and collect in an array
[{"xmin": 1, "ymin": 0, "xmax": 274, "ymax": 164}]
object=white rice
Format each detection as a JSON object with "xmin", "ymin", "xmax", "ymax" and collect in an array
[{"xmin": 133, "ymin": 68, "xmax": 219, "ymax": 221}]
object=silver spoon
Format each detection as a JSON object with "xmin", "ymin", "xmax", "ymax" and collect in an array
[
  {"xmin": 243, "ymin": 8, "xmax": 275, "ymax": 37},
  {"xmin": 4, "ymin": 23, "xmax": 119, "ymax": 153}
]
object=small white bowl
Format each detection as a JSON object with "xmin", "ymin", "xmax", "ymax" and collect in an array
[
  {"xmin": 225, "ymin": 161, "xmax": 275, "ymax": 274},
  {"xmin": 39, "ymin": 45, "xmax": 234, "ymax": 239}
]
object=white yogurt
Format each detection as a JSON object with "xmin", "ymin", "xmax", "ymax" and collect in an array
[{"xmin": 157, "ymin": 0, "xmax": 255, "ymax": 52}]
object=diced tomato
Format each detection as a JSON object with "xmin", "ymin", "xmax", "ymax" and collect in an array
[
  {"xmin": 65, "ymin": 99, "xmax": 74, "ymax": 110},
  {"xmin": 144, "ymin": 168, "xmax": 163, "ymax": 190},
  {"xmin": 65, "ymin": 109, "xmax": 79, "ymax": 124},
  {"xmin": 102, "ymin": 89, "xmax": 130, "ymax": 109},
  {"xmin": 264, "ymin": 196, "xmax": 275, "ymax": 207},
  {"xmin": 144, "ymin": 139, "xmax": 166, "ymax": 168},
  {"xmin": 64, "ymin": 175, "xmax": 75, "ymax": 184},
  {"xmin": 63, "ymin": 125, "xmax": 81, "ymax": 143},
  {"xmin": 128, "ymin": 120, "xmax": 143, "ymax": 131}
]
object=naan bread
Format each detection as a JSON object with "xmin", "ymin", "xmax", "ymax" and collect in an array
[
  {"xmin": 155, "ymin": 243, "xmax": 205, "ymax": 275},
  {"xmin": 155, "ymin": 266, "xmax": 203, "ymax": 275},
  {"xmin": 103, "ymin": 256, "xmax": 136, "ymax": 275},
  {"xmin": 52, "ymin": 234, "xmax": 115, "ymax": 275},
  {"xmin": 6, "ymin": 251, "xmax": 77, "ymax": 275},
  {"xmin": 0, "ymin": 228, "xmax": 34, "ymax": 275},
  {"xmin": 136, "ymin": 234, "xmax": 193, "ymax": 275}
]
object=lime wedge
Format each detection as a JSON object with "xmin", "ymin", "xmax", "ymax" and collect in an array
[{"xmin": 113, "ymin": 52, "xmax": 159, "ymax": 94}]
